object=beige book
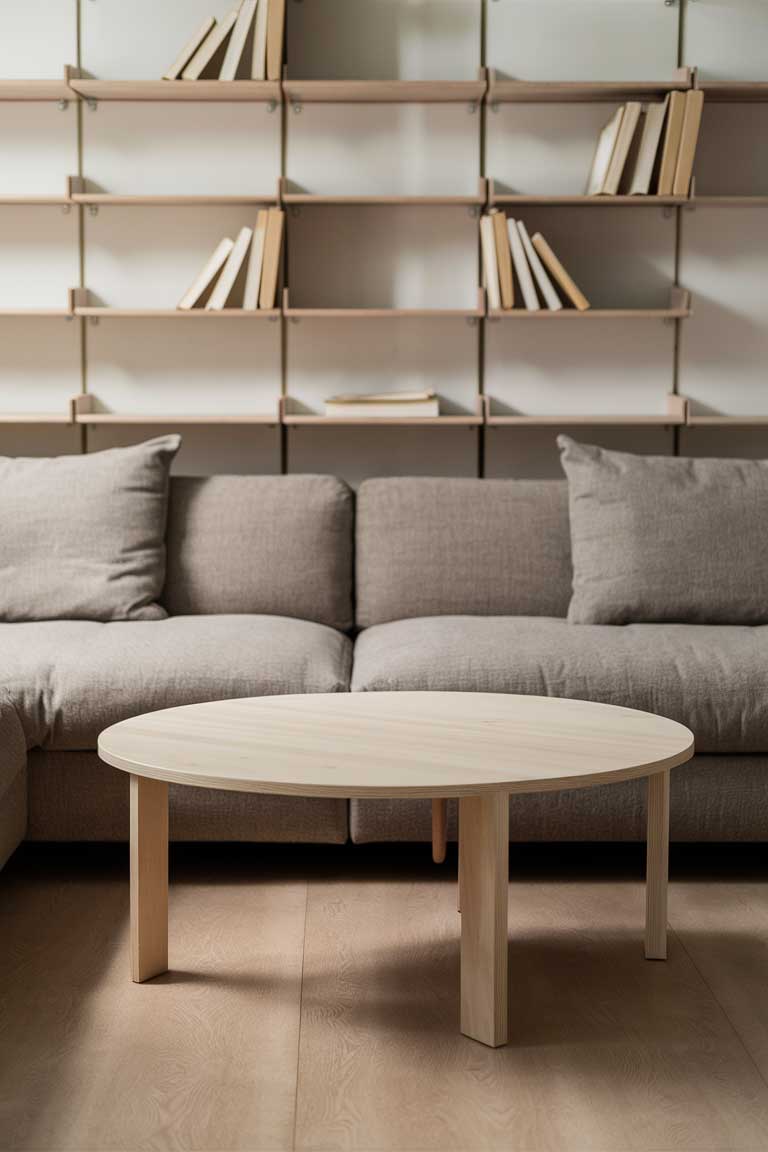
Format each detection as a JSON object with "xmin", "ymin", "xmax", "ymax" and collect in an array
[
  {"xmin": 206, "ymin": 226, "xmax": 253, "ymax": 310},
  {"xmin": 603, "ymin": 101, "xmax": 642, "ymax": 195},
  {"xmin": 163, "ymin": 16, "xmax": 216, "ymax": 81},
  {"xmin": 507, "ymin": 218, "xmax": 539, "ymax": 311},
  {"xmin": 531, "ymin": 233, "xmax": 590, "ymax": 312},
  {"xmin": 657, "ymin": 90, "xmax": 687, "ymax": 195},
  {"xmin": 491, "ymin": 210, "xmax": 514, "ymax": 310},
  {"xmin": 220, "ymin": 0, "xmax": 257, "ymax": 80},
  {"xmin": 243, "ymin": 209, "xmax": 268, "ymax": 309},
  {"xmin": 259, "ymin": 208, "xmax": 284, "ymax": 309},
  {"xmin": 624, "ymin": 96, "xmax": 670, "ymax": 195},
  {"xmin": 266, "ymin": 0, "xmax": 286, "ymax": 81},
  {"xmin": 517, "ymin": 221, "xmax": 562, "ymax": 311},
  {"xmin": 177, "ymin": 237, "xmax": 235, "ymax": 310},
  {"xmin": 673, "ymin": 89, "xmax": 705, "ymax": 197},
  {"xmin": 182, "ymin": 4, "xmax": 241, "ymax": 80},
  {"xmin": 252, "ymin": 0, "xmax": 269, "ymax": 78},
  {"xmin": 480, "ymin": 216, "xmax": 501, "ymax": 311},
  {"xmin": 585, "ymin": 106, "xmax": 625, "ymax": 196}
]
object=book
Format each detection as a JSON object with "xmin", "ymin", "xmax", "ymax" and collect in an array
[
  {"xmin": 657, "ymin": 90, "xmax": 687, "ymax": 195},
  {"xmin": 324, "ymin": 391, "xmax": 439, "ymax": 419},
  {"xmin": 177, "ymin": 237, "xmax": 235, "ymax": 310},
  {"xmin": 266, "ymin": 0, "xmax": 286, "ymax": 81},
  {"xmin": 259, "ymin": 207, "xmax": 284, "ymax": 309},
  {"xmin": 507, "ymin": 218, "xmax": 540, "ymax": 311},
  {"xmin": 531, "ymin": 232, "xmax": 590, "ymax": 312},
  {"xmin": 624, "ymin": 96, "xmax": 670, "ymax": 195},
  {"xmin": 220, "ymin": 0, "xmax": 258, "ymax": 81},
  {"xmin": 491, "ymin": 209, "xmax": 514, "ymax": 310},
  {"xmin": 182, "ymin": 4, "xmax": 241, "ymax": 80},
  {"xmin": 585, "ymin": 106, "xmax": 625, "ymax": 196},
  {"xmin": 252, "ymin": 0, "xmax": 269, "ymax": 78},
  {"xmin": 206, "ymin": 226, "xmax": 253, "ymax": 310},
  {"xmin": 480, "ymin": 215, "xmax": 501, "ymax": 311},
  {"xmin": 163, "ymin": 16, "xmax": 216, "ymax": 81},
  {"xmin": 517, "ymin": 220, "xmax": 562, "ymax": 312},
  {"xmin": 603, "ymin": 101, "xmax": 642, "ymax": 195},
  {"xmin": 243, "ymin": 209, "xmax": 268, "ymax": 310},
  {"xmin": 673, "ymin": 89, "xmax": 705, "ymax": 197}
]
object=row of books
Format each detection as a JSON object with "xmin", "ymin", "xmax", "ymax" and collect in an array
[
  {"xmin": 164, "ymin": 0, "xmax": 284, "ymax": 82},
  {"xmin": 177, "ymin": 208, "xmax": 284, "ymax": 310},
  {"xmin": 480, "ymin": 212, "xmax": 590, "ymax": 312},
  {"xmin": 586, "ymin": 90, "xmax": 704, "ymax": 197}
]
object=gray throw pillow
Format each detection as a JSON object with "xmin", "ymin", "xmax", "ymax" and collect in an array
[
  {"xmin": 0, "ymin": 436, "xmax": 180, "ymax": 622},
  {"xmin": 558, "ymin": 435, "xmax": 768, "ymax": 625}
]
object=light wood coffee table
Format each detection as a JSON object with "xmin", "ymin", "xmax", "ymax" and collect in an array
[{"xmin": 98, "ymin": 691, "xmax": 694, "ymax": 1048}]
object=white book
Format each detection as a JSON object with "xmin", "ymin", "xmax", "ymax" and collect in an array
[
  {"xmin": 507, "ymin": 218, "xmax": 540, "ymax": 311},
  {"xmin": 182, "ymin": 4, "xmax": 241, "ymax": 80},
  {"xmin": 163, "ymin": 16, "xmax": 216, "ymax": 81},
  {"xmin": 220, "ymin": 0, "xmax": 257, "ymax": 80},
  {"xmin": 603, "ymin": 101, "xmax": 642, "ymax": 195},
  {"xmin": 625, "ymin": 96, "xmax": 669, "ymax": 195},
  {"xmin": 243, "ymin": 209, "xmax": 268, "ymax": 310},
  {"xmin": 206, "ymin": 226, "xmax": 253, "ymax": 310},
  {"xmin": 325, "ymin": 392, "xmax": 439, "ymax": 419},
  {"xmin": 252, "ymin": 0, "xmax": 268, "ymax": 78},
  {"xmin": 585, "ymin": 106, "xmax": 624, "ymax": 196},
  {"xmin": 517, "ymin": 220, "xmax": 562, "ymax": 312},
  {"xmin": 480, "ymin": 215, "xmax": 501, "ymax": 312},
  {"xmin": 177, "ymin": 238, "xmax": 235, "ymax": 310}
]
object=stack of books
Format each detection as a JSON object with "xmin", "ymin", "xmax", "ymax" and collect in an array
[
  {"xmin": 177, "ymin": 208, "xmax": 284, "ymax": 311},
  {"xmin": 585, "ymin": 90, "xmax": 704, "ymax": 197},
  {"xmin": 481, "ymin": 213, "xmax": 590, "ymax": 313},
  {"xmin": 324, "ymin": 391, "xmax": 439, "ymax": 419},
  {"xmin": 163, "ymin": 0, "xmax": 285, "ymax": 82}
]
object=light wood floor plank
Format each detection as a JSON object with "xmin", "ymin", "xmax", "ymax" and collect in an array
[
  {"xmin": 294, "ymin": 859, "xmax": 768, "ymax": 1151},
  {"xmin": 0, "ymin": 847, "xmax": 306, "ymax": 1152}
]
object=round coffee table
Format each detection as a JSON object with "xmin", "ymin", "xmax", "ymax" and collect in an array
[{"xmin": 98, "ymin": 691, "xmax": 694, "ymax": 1048}]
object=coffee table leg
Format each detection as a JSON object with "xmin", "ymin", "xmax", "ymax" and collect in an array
[
  {"xmin": 645, "ymin": 769, "xmax": 670, "ymax": 961},
  {"xmin": 130, "ymin": 775, "xmax": 169, "ymax": 982},
  {"xmin": 459, "ymin": 792, "xmax": 509, "ymax": 1047}
]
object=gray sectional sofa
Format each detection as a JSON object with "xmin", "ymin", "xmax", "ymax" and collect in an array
[{"xmin": 1, "ymin": 471, "xmax": 766, "ymax": 868}]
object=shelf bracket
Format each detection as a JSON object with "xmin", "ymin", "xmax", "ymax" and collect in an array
[
  {"xmin": 86, "ymin": 98, "xmax": 98, "ymax": 112},
  {"xmin": 88, "ymin": 205, "xmax": 99, "ymax": 217},
  {"xmin": 57, "ymin": 99, "xmax": 69, "ymax": 112},
  {"xmin": 266, "ymin": 100, "xmax": 277, "ymax": 113},
  {"xmin": 291, "ymin": 102, "xmax": 302, "ymax": 114},
  {"xmin": 467, "ymin": 101, "xmax": 479, "ymax": 115}
]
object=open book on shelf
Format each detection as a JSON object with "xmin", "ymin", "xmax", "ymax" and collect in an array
[
  {"xmin": 164, "ymin": 0, "xmax": 284, "ymax": 82},
  {"xmin": 585, "ymin": 89, "xmax": 704, "ymax": 197},
  {"xmin": 482, "ymin": 212, "xmax": 590, "ymax": 313},
  {"xmin": 177, "ymin": 209, "xmax": 284, "ymax": 311}
]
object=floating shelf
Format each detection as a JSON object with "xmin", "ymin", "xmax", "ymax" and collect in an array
[
  {"xmin": 72, "ymin": 193, "xmax": 278, "ymax": 206},
  {"xmin": 487, "ymin": 68, "xmax": 691, "ymax": 105},
  {"xmin": 69, "ymin": 77, "xmax": 281, "ymax": 103},
  {"xmin": 71, "ymin": 395, "xmax": 278, "ymax": 424},
  {"xmin": 686, "ymin": 415, "xmax": 768, "ymax": 426},
  {"xmin": 71, "ymin": 290, "xmax": 279, "ymax": 319},
  {"xmin": 688, "ymin": 196, "xmax": 768, "ymax": 207},
  {"xmin": 488, "ymin": 288, "xmax": 690, "ymax": 320},
  {"xmin": 0, "ymin": 308, "xmax": 73, "ymax": 318},
  {"xmin": 696, "ymin": 81, "xmax": 768, "ymax": 103},
  {"xmin": 0, "ymin": 73, "xmax": 74, "ymax": 102},
  {"xmin": 487, "ymin": 181, "xmax": 687, "ymax": 207},
  {"xmin": 0, "ymin": 411, "xmax": 72, "ymax": 424},
  {"xmin": 283, "ymin": 288, "xmax": 485, "ymax": 319},
  {"xmin": 283, "ymin": 71, "xmax": 487, "ymax": 105},
  {"xmin": 485, "ymin": 395, "xmax": 687, "ymax": 427},
  {"xmin": 282, "ymin": 178, "xmax": 487, "ymax": 206},
  {"xmin": 0, "ymin": 195, "xmax": 72, "ymax": 205}
]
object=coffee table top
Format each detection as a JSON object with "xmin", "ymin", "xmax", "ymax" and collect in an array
[{"xmin": 98, "ymin": 692, "xmax": 694, "ymax": 799}]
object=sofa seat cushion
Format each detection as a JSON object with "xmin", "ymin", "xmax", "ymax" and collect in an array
[
  {"xmin": 352, "ymin": 616, "xmax": 768, "ymax": 755},
  {"xmin": 1, "ymin": 616, "xmax": 352, "ymax": 751}
]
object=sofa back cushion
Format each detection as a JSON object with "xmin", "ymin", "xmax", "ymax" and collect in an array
[
  {"xmin": 163, "ymin": 474, "xmax": 354, "ymax": 631},
  {"xmin": 356, "ymin": 477, "xmax": 572, "ymax": 626},
  {"xmin": 559, "ymin": 434, "xmax": 768, "ymax": 625},
  {"xmin": 0, "ymin": 436, "xmax": 179, "ymax": 623}
]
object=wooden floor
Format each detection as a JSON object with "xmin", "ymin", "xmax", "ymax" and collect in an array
[{"xmin": 2, "ymin": 843, "xmax": 768, "ymax": 1152}]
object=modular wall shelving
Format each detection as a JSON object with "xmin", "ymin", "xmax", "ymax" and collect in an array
[{"xmin": 0, "ymin": 0, "xmax": 766, "ymax": 480}]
